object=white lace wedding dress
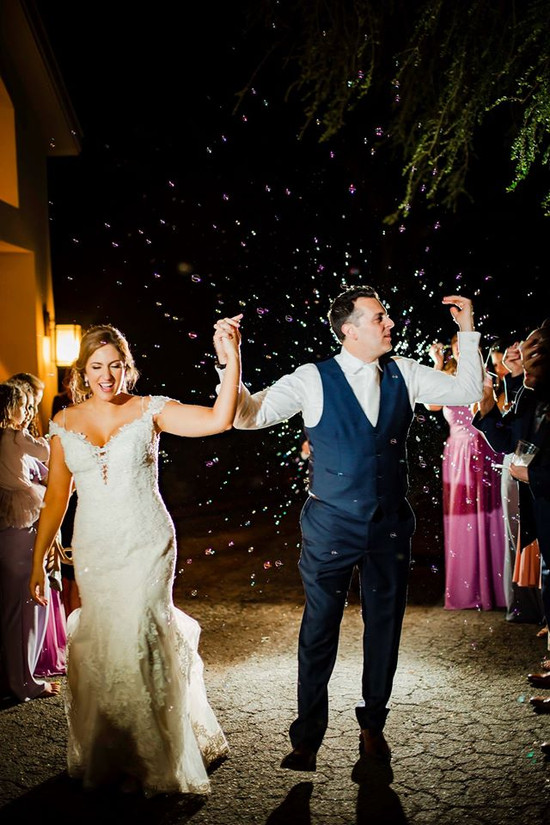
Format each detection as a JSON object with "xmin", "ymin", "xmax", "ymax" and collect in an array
[{"xmin": 50, "ymin": 396, "xmax": 228, "ymax": 796}]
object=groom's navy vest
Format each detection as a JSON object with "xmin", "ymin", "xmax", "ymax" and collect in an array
[{"xmin": 304, "ymin": 356, "xmax": 414, "ymax": 520}]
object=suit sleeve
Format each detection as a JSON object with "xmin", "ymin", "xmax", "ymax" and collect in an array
[{"xmin": 471, "ymin": 405, "xmax": 522, "ymax": 456}]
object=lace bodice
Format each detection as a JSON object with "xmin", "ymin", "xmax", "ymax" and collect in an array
[{"xmin": 50, "ymin": 394, "xmax": 166, "ymax": 492}]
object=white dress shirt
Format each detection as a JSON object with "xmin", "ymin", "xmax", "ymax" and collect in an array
[{"xmin": 222, "ymin": 331, "xmax": 483, "ymax": 430}]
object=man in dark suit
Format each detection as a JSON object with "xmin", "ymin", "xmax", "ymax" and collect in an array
[{"xmin": 214, "ymin": 286, "xmax": 483, "ymax": 772}]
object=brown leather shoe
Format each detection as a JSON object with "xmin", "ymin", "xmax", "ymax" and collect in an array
[
  {"xmin": 528, "ymin": 672, "xmax": 550, "ymax": 688},
  {"xmin": 359, "ymin": 729, "xmax": 392, "ymax": 761},
  {"xmin": 530, "ymin": 696, "xmax": 550, "ymax": 712},
  {"xmin": 280, "ymin": 745, "xmax": 317, "ymax": 772}
]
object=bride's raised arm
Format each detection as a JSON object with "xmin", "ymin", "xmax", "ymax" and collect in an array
[{"xmin": 156, "ymin": 314, "xmax": 242, "ymax": 438}]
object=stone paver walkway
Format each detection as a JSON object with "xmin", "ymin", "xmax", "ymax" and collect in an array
[{"xmin": 1, "ymin": 600, "xmax": 550, "ymax": 824}]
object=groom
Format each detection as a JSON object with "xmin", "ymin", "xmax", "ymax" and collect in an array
[{"xmin": 214, "ymin": 286, "xmax": 483, "ymax": 771}]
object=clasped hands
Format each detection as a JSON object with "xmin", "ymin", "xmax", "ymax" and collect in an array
[{"xmin": 213, "ymin": 314, "xmax": 243, "ymax": 366}]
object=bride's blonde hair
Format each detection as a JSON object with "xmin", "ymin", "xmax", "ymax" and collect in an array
[{"xmin": 69, "ymin": 325, "xmax": 140, "ymax": 403}]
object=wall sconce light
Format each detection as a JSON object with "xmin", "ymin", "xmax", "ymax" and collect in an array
[{"xmin": 55, "ymin": 324, "xmax": 82, "ymax": 366}]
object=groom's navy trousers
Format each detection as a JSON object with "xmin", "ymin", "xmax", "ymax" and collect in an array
[{"xmin": 290, "ymin": 357, "xmax": 415, "ymax": 751}]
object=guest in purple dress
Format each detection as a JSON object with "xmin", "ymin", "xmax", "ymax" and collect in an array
[
  {"xmin": 34, "ymin": 587, "xmax": 67, "ymax": 676},
  {"xmin": 28, "ymin": 457, "xmax": 67, "ymax": 677},
  {"xmin": 0, "ymin": 382, "xmax": 60, "ymax": 701},
  {"xmin": 8, "ymin": 375, "xmax": 68, "ymax": 677},
  {"xmin": 427, "ymin": 337, "xmax": 506, "ymax": 610}
]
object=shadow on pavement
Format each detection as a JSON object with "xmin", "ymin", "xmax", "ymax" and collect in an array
[
  {"xmin": 353, "ymin": 757, "xmax": 409, "ymax": 825},
  {"xmin": 265, "ymin": 781, "xmax": 313, "ymax": 824},
  {"xmin": 263, "ymin": 762, "xmax": 408, "ymax": 825},
  {"xmin": 0, "ymin": 772, "xmax": 206, "ymax": 825}
]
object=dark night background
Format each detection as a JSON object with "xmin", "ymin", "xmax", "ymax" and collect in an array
[{"xmin": 32, "ymin": 2, "xmax": 549, "ymax": 592}]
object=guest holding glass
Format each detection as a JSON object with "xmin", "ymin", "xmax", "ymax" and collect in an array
[{"xmin": 472, "ymin": 321, "xmax": 550, "ymax": 723}]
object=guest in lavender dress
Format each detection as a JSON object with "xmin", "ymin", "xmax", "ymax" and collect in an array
[
  {"xmin": 427, "ymin": 337, "xmax": 506, "ymax": 610},
  {"xmin": 0, "ymin": 382, "xmax": 60, "ymax": 701}
]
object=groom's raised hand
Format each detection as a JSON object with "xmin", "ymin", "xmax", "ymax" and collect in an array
[
  {"xmin": 441, "ymin": 296, "xmax": 475, "ymax": 332},
  {"xmin": 213, "ymin": 314, "xmax": 243, "ymax": 366}
]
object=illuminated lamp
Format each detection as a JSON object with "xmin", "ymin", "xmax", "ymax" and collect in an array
[{"xmin": 55, "ymin": 324, "xmax": 82, "ymax": 367}]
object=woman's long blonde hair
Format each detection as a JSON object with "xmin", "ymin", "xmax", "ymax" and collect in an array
[{"xmin": 69, "ymin": 325, "xmax": 140, "ymax": 403}]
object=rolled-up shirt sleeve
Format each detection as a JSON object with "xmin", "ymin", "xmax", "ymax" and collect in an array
[
  {"xmin": 227, "ymin": 363, "xmax": 320, "ymax": 429},
  {"xmin": 397, "ymin": 331, "xmax": 484, "ymax": 408},
  {"xmin": 218, "ymin": 330, "xmax": 483, "ymax": 431}
]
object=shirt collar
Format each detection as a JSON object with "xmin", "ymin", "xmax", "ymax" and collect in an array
[{"xmin": 335, "ymin": 347, "xmax": 381, "ymax": 375}]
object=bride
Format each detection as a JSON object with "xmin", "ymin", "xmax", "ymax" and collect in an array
[{"xmin": 29, "ymin": 317, "xmax": 241, "ymax": 796}]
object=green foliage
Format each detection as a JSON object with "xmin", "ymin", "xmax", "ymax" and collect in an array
[{"xmin": 250, "ymin": 0, "xmax": 550, "ymax": 222}]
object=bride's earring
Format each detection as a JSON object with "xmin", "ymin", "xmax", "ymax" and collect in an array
[{"xmin": 83, "ymin": 375, "xmax": 89, "ymax": 387}]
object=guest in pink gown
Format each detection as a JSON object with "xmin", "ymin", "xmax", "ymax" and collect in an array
[{"xmin": 427, "ymin": 337, "xmax": 506, "ymax": 610}]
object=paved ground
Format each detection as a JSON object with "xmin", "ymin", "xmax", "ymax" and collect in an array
[
  {"xmin": 2, "ymin": 592, "xmax": 550, "ymax": 825},
  {"xmin": 2, "ymin": 500, "xmax": 550, "ymax": 824}
]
